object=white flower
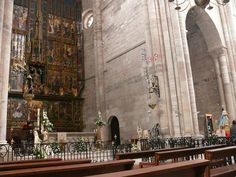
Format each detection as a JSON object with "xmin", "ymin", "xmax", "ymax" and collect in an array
[
  {"xmin": 41, "ymin": 110, "xmax": 54, "ymax": 132},
  {"xmin": 95, "ymin": 111, "xmax": 106, "ymax": 127}
]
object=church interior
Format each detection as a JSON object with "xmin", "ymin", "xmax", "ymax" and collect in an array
[{"xmin": 0, "ymin": 0, "xmax": 236, "ymax": 176}]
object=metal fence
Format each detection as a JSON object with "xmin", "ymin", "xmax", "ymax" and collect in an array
[{"xmin": 0, "ymin": 136, "xmax": 231, "ymax": 162}]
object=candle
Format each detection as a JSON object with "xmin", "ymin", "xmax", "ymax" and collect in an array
[{"xmin": 37, "ymin": 108, "xmax": 40, "ymax": 127}]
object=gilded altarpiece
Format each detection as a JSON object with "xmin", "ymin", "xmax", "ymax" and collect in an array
[{"xmin": 7, "ymin": 0, "xmax": 84, "ymax": 140}]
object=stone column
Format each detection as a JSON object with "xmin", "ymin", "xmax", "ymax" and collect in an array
[
  {"xmin": 218, "ymin": 6, "xmax": 236, "ymax": 98},
  {"xmin": 211, "ymin": 48, "xmax": 236, "ymax": 119},
  {"xmin": 210, "ymin": 53, "xmax": 226, "ymax": 108},
  {"xmin": 0, "ymin": 0, "xmax": 14, "ymax": 144},
  {"xmin": 143, "ymin": 0, "xmax": 153, "ymax": 55},
  {"xmin": 93, "ymin": 0, "xmax": 107, "ymax": 140},
  {"xmin": 178, "ymin": 11, "xmax": 200, "ymax": 136},
  {"xmin": 0, "ymin": 0, "xmax": 4, "ymax": 56}
]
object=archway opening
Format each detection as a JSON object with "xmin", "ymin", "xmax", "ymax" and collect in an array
[
  {"xmin": 186, "ymin": 7, "xmax": 222, "ymax": 135},
  {"xmin": 109, "ymin": 116, "xmax": 120, "ymax": 145}
]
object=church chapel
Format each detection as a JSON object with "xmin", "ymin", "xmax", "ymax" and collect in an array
[{"xmin": 0, "ymin": 0, "xmax": 235, "ymax": 145}]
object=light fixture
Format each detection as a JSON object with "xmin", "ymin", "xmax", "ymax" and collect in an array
[{"xmin": 169, "ymin": 0, "xmax": 230, "ymax": 11}]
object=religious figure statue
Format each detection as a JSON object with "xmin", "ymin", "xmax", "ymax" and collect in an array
[
  {"xmin": 33, "ymin": 129, "xmax": 42, "ymax": 144},
  {"xmin": 137, "ymin": 125, "xmax": 143, "ymax": 139},
  {"xmin": 218, "ymin": 109, "xmax": 230, "ymax": 138},
  {"xmin": 42, "ymin": 130, "xmax": 49, "ymax": 142},
  {"xmin": 219, "ymin": 110, "xmax": 229, "ymax": 128},
  {"xmin": 143, "ymin": 130, "xmax": 150, "ymax": 139}
]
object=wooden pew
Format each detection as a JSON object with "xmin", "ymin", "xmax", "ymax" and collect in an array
[
  {"xmin": 115, "ymin": 147, "xmax": 189, "ymax": 160},
  {"xmin": 0, "ymin": 159, "xmax": 91, "ymax": 171},
  {"xmin": 0, "ymin": 159, "xmax": 135, "ymax": 177},
  {"xmin": 87, "ymin": 159, "xmax": 210, "ymax": 177},
  {"xmin": 0, "ymin": 158, "xmax": 62, "ymax": 165},
  {"xmin": 116, "ymin": 147, "xmax": 190, "ymax": 168},
  {"xmin": 155, "ymin": 144, "xmax": 227, "ymax": 165},
  {"xmin": 205, "ymin": 146, "xmax": 236, "ymax": 177}
]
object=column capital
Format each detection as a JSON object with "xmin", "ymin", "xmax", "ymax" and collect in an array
[{"xmin": 208, "ymin": 46, "xmax": 227, "ymax": 59}]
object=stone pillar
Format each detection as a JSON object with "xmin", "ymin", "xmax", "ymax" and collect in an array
[
  {"xmin": 210, "ymin": 48, "xmax": 236, "ymax": 120},
  {"xmin": 0, "ymin": 0, "xmax": 14, "ymax": 144},
  {"xmin": 211, "ymin": 54, "xmax": 226, "ymax": 108},
  {"xmin": 145, "ymin": 0, "xmax": 172, "ymax": 137},
  {"xmin": 0, "ymin": 0, "xmax": 4, "ymax": 56},
  {"xmin": 143, "ymin": 0, "xmax": 153, "ymax": 55},
  {"xmin": 178, "ymin": 11, "xmax": 200, "ymax": 136},
  {"xmin": 93, "ymin": 0, "xmax": 107, "ymax": 140},
  {"xmin": 218, "ymin": 6, "xmax": 236, "ymax": 98},
  {"xmin": 156, "ymin": 0, "xmax": 182, "ymax": 137}
]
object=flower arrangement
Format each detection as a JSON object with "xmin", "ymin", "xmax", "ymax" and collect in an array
[
  {"xmin": 95, "ymin": 111, "xmax": 106, "ymax": 127},
  {"xmin": 41, "ymin": 110, "xmax": 54, "ymax": 132},
  {"xmin": 75, "ymin": 137, "xmax": 87, "ymax": 152}
]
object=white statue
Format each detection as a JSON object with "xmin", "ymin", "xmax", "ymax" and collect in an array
[
  {"xmin": 34, "ymin": 129, "xmax": 42, "ymax": 144},
  {"xmin": 42, "ymin": 130, "xmax": 49, "ymax": 142},
  {"xmin": 143, "ymin": 130, "xmax": 150, "ymax": 139},
  {"xmin": 137, "ymin": 125, "xmax": 143, "ymax": 139}
]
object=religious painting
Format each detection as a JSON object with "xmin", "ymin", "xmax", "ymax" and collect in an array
[
  {"xmin": 13, "ymin": 5, "xmax": 28, "ymax": 30},
  {"xmin": 11, "ymin": 33, "xmax": 26, "ymax": 61},
  {"xmin": 29, "ymin": 65, "xmax": 44, "ymax": 94},
  {"xmin": 62, "ymin": 18, "xmax": 76, "ymax": 40},
  {"xmin": 47, "ymin": 40, "xmax": 61, "ymax": 65},
  {"xmin": 61, "ymin": 72, "xmax": 77, "ymax": 94},
  {"xmin": 31, "ymin": 40, "xmax": 43, "ymax": 62},
  {"xmin": 47, "ymin": 70, "xmax": 62, "ymax": 95},
  {"xmin": 29, "ymin": 101, "xmax": 43, "ymax": 122},
  {"xmin": 62, "ymin": 44, "xmax": 75, "ymax": 67},
  {"xmin": 10, "ymin": 33, "xmax": 26, "ymax": 92},
  {"xmin": 48, "ymin": 14, "xmax": 61, "ymax": 36},
  {"xmin": 9, "ymin": 71, "xmax": 24, "ymax": 92},
  {"xmin": 59, "ymin": 102, "xmax": 72, "ymax": 120},
  {"xmin": 10, "ymin": 98, "xmax": 27, "ymax": 119},
  {"xmin": 46, "ymin": 102, "xmax": 59, "ymax": 120}
]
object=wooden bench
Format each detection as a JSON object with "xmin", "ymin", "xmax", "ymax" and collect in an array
[
  {"xmin": 205, "ymin": 146, "xmax": 236, "ymax": 177},
  {"xmin": 0, "ymin": 159, "xmax": 135, "ymax": 177},
  {"xmin": 87, "ymin": 159, "xmax": 210, "ymax": 177},
  {"xmin": 0, "ymin": 159, "xmax": 91, "ymax": 171},
  {"xmin": 0, "ymin": 158, "xmax": 62, "ymax": 165},
  {"xmin": 115, "ymin": 147, "xmax": 189, "ymax": 160},
  {"xmin": 155, "ymin": 144, "xmax": 227, "ymax": 165},
  {"xmin": 116, "ymin": 147, "xmax": 190, "ymax": 168}
]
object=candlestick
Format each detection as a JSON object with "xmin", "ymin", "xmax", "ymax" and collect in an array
[{"xmin": 37, "ymin": 108, "xmax": 40, "ymax": 127}]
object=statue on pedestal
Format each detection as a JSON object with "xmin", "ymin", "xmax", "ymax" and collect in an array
[
  {"xmin": 137, "ymin": 125, "xmax": 143, "ymax": 139},
  {"xmin": 218, "ymin": 110, "xmax": 230, "ymax": 138},
  {"xmin": 33, "ymin": 129, "xmax": 42, "ymax": 144}
]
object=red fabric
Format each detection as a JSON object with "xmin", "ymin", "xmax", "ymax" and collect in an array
[{"xmin": 225, "ymin": 131, "xmax": 231, "ymax": 139}]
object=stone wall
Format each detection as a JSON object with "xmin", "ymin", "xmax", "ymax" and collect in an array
[
  {"xmin": 101, "ymin": 0, "xmax": 154, "ymax": 140},
  {"xmin": 82, "ymin": 0, "xmax": 236, "ymax": 141}
]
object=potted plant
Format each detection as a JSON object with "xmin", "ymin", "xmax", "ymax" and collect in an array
[{"xmin": 94, "ymin": 111, "xmax": 106, "ymax": 141}]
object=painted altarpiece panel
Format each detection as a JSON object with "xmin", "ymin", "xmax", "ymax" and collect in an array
[
  {"xmin": 47, "ymin": 40, "xmax": 61, "ymax": 65},
  {"xmin": 9, "ymin": 98, "xmax": 27, "ymax": 120},
  {"xmin": 48, "ymin": 14, "xmax": 61, "ymax": 36},
  {"xmin": 62, "ymin": 18, "xmax": 76, "ymax": 40},
  {"xmin": 13, "ymin": 5, "xmax": 28, "ymax": 30},
  {"xmin": 10, "ymin": 33, "xmax": 26, "ymax": 92}
]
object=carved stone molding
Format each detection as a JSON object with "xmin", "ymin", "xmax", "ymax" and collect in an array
[{"xmin": 208, "ymin": 47, "xmax": 227, "ymax": 59}]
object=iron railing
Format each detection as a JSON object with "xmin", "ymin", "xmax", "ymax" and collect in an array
[{"xmin": 0, "ymin": 136, "xmax": 232, "ymax": 162}]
